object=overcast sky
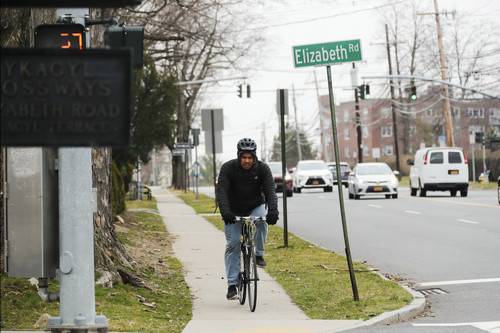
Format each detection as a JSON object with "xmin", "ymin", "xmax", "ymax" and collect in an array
[{"xmin": 193, "ymin": 0, "xmax": 500, "ymax": 164}]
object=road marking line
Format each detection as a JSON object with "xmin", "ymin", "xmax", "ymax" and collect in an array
[
  {"xmin": 412, "ymin": 321, "xmax": 500, "ymax": 332},
  {"xmin": 368, "ymin": 204, "xmax": 382, "ymax": 208},
  {"xmin": 458, "ymin": 218, "xmax": 480, "ymax": 224},
  {"xmin": 432, "ymin": 198, "xmax": 499, "ymax": 209},
  {"xmin": 404, "ymin": 210, "xmax": 421, "ymax": 215},
  {"xmin": 417, "ymin": 277, "xmax": 500, "ymax": 287}
]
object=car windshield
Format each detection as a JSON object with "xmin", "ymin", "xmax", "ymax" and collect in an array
[
  {"xmin": 329, "ymin": 165, "xmax": 350, "ymax": 173},
  {"xmin": 356, "ymin": 164, "xmax": 392, "ymax": 175},
  {"xmin": 267, "ymin": 163, "xmax": 282, "ymax": 174},
  {"xmin": 298, "ymin": 162, "xmax": 328, "ymax": 171}
]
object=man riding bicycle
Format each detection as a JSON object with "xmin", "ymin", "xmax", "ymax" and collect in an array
[{"xmin": 216, "ymin": 138, "xmax": 279, "ymax": 300}]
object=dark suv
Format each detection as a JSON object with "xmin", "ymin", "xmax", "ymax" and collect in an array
[{"xmin": 327, "ymin": 162, "xmax": 351, "ymax": 188}]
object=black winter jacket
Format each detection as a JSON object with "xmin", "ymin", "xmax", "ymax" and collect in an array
[{"xmin": 216, "ymin": 159, "xmax": 278, "ymax": 216}]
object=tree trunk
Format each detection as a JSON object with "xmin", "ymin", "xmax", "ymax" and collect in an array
[
  {"xmin": 89, "ymin": 9, "xmax": 134, "ymax": 280},
  {"xmin": 92, "ymin": 148, "xmax": 133, "ymax": 278}
]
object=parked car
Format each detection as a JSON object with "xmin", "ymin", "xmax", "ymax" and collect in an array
[
  {"xmin": 327, "ymin": 162, "xmax": 351, "ymax": 188},
  {"xmin": 408, "ymin": 147, "xmax": 469, "ymax": 197},
  {"xmin": 293, "ymin": 160, "xmax": 333, "ymax": 193},
  {"xmin": 348, "ymin": 162, "xmax": 399, "ymax": 199},
  {"xmin": 266, "ymin": 161, "xmax": 293, "ymax": 197}
]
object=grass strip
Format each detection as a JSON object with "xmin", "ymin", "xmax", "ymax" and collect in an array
[
  {"xmin": 177, "ymin": 190, "xmax": 412, "ymax": 320},
  {"xmin": 1, "ymin": 199, "xmax": 191, "ymax": 333}
]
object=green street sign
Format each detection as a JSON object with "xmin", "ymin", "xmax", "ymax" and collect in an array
[{"xmin": 292, "ymin": 39, "xmax": 362, "ymax": 68}]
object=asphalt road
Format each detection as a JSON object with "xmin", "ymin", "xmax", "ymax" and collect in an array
[
  {"xmin": 282, "ymin": 187, "xmax": 500, "ymax": 333},
  {"xmin": 197, "ymin": 186, "xmax": 500, "ymax": 332}
]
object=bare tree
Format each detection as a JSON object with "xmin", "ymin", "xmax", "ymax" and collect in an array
[{"xmin": 115, "ymin": 0, "xmax": 264, "ymax": 187}]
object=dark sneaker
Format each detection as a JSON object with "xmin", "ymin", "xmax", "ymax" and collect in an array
[
  {"xmin": 226, "ymin": 285, "xmax": 237, "ymax": 300},
  {"xmin": 256, "ymin": 256, "xmax": 266, "ymax": 267}
]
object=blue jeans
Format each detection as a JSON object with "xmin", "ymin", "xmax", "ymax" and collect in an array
[{"xmin": 224, "ymin": 204, "xmax": 268, "ymax": 286}]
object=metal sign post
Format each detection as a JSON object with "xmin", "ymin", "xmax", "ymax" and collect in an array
[
  {"xmin": 326, "ymin": 65, "xmax": 359, "ymax": 301},
  {"xmin": 293, "ymin": 39, "xmax": 360, "ymax": 301},
  {"xmin": 277, "ymin": 89, "xmax": 289, "ymax": 247},
  {"xmin": 210, "ymin": 110, "xmax": 217, "ymax": 205}
]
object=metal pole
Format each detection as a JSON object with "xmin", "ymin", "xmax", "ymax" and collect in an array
[
  {"xmin": 385, "ymin": 24, "xmax": 401, "ymax": 172},
  {"xmin": 211, "ymin": 110, "xmax": 217, "ymax": 206},
  {"xmin": 313, "ymin": 70, "xmax": 327, "ymax": 160},
  {"xmin": 292, "ymin": 84, "xmax": 302, "ymax": 161},
  {"xmin": 482, "ymin": 140, "xmax": 487, "ymax": 176},
  {"xmin": 279, "ymin": 89, "xmax": 289, "ymax": 248},
  {"xmin": 326, "ymin": 65, "xmax": 359, "ymax": 301},
  {"xmin": 433, "ymin": 0, "xmax": 455, "ymax": 147},
  {"xmin": 48, "ymin": 8, "xmax": 107, "ymax": 331},
  {"xmin": 195, "ymin": 145, "xmax": 199, "ymax": 199},
  {"xmin": 354, "ymin": 87, "xmax": 363, "ymax": 163},
  {"xmin": 184, "ymin": 150, "xmax": 187, "ymax": 193},
  {"xmin": 471, "ymin": 143, "xmax": 476, "ymax": 182}
]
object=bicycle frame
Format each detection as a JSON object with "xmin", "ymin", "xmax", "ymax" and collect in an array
[{"xmin": 234, "ymin": 216, "xmax": 265, "ymax": 312}]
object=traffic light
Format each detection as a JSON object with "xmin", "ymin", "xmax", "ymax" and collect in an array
[
  {"xmin": 237, "ymin": 84, "xmax": 242, "ymax": 98},
  {"xmin": 410, "ymin": 84, "xmax": 417, "ymax": 101},
  {"xmin": 104, "ymin": 25, "xmax": 144, "ymax": 68},
  {"xmin": 358, "ymin": 84, "xmax": 369, "ymax": 100},
  {"xmin": 247, "ymin": 84, "xmax": 251, "ymax": 98},
  {"xmin": 35, "ymin": 24, "xmax": 86, "ymax": 49}
]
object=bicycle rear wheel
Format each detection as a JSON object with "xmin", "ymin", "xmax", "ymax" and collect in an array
[
  {"xmin": 238, "ymin": 250, "xmax": 247, "ymax": 305},
  {"xmin": 246, "ymin": 246, "xmax": 258, "ymax": 312}
]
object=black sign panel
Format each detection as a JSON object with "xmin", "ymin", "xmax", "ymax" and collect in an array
[
  {"xmin": 35, "ymin": 24, "xmax": 86, "ymax": 50},
  {"xmin": 0, "ymin": 0, "xmax": 142, "ymax": 7},
  {"xmin": 1, "ymin": 48, "xmax": 131, "ymax": 147}
]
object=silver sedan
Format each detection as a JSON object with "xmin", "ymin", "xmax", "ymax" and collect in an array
[{"xmin": 348, "ymin": 163, "xmax": 399, "ymax": 199}]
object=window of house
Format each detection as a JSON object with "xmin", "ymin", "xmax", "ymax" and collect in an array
[
  {"xmin": 344, "ymin": 147, "xmax": 350, "ymax": 158},
  {"xmin": 469, "ymin": 125, "xmax": 485, "ymax": 134},
  {"xmin": 384, "ymin": 145, "xmax": 393, "ymax": 156},
  {"xmin": 363, "ymin": 146, "xmax": 369, "ymax": 156},
  {"xmin": 344, "ymin": 128, "xmax": 350, "ymax": 140},
  {"xmin": 452, "ymin": 107, "xmax": 461, "ymax": 119},
  {"xmin": 344, "ymin": 111, "xmax": 350, "ymax": 123},
  {"xmin": 426, "ymin": 109, "xmax": 434, "ymax": 117},
  {"xmin": 468, "ymin": 108, "xmax": 485, "ymax": 118},
  {"xmin": 362, "ymin": 126, "xmax": 368, "ymax": 138},
  {"xmin": 362, "ymin": 107, "xmax": 369, "ymax": 116},
  {"xmin": 381, "ymin": 125, "xmax": 392, "ymax": 137}
]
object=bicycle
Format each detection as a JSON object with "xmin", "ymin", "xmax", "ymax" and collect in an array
[{"xmin": 235, "ymin": 216, "xmax": 265, "ymax": 312}]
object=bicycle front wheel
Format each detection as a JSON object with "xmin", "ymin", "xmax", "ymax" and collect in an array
[
  {"xmin": 238, "ymin": 249, "xmax": 247, "ymax": 305},
  {"xmin": 247, "ymin": 246, "xmax": 258, "ymax": 312}
]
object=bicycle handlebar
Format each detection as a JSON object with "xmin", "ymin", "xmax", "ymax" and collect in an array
[{"xmin": 234, "ymin": 216, "xmax": 266, "ymax": 222}]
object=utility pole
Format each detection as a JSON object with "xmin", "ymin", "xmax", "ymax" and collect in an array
[
  {"xmin": 419, "ymin": 0, "xmax": 454, "ymax": 147},
  {"xmin": 292, "ymin": 84, "xmax": 303, "ymax": 161},
  {"xmin": 313, "ymin": 70, "xmax": 328, "ymax": 160},
  {"xmin": 354, "ymin": 87, "xmax": 363, "ymax": 163},
  {"xmin": 351, "ymin": 63, "xmax": 363, "ymax": 163},
  {"xmin": 385, "ymin": 24, "xmax": 401, "ymax": 172},
  {"xmin": 261, "ymin": 122, "xmax": 267, "ymax": 161}
]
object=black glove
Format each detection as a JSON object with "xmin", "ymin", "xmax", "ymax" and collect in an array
[
  {"xmin": 266, "ymin": 211, "xmax": 279, "ymax": 225},
  {"xmin": 222, "ymin": 211, "xmax": 236, "ymax": 225}
]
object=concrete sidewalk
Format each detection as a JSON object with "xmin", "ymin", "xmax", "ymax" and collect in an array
[{"xmin": 153, "ymin": 187, "xmax": 362, "ymax": 333}]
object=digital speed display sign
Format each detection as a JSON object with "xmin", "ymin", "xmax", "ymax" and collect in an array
[{"xmin": 35, "ymin": 24, "xmax": 86, "ymax": 50}]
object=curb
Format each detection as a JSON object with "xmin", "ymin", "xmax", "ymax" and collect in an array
[
  {"xmin": 345, "ymin": 271, "xmax": 426, "ymax": 331},
  {"xmin": 362, "ymin": 284, "xmax": 426, "ymax": 326}
]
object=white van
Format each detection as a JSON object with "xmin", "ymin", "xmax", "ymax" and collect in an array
[{"xmin": 408, "ymin": 147, "xmax": 469, "ymax": 197}]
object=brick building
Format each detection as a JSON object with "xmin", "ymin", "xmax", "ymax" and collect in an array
[{"xmin": 318, "ymin": 86, "xmax": 500, "ymax": 167}]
